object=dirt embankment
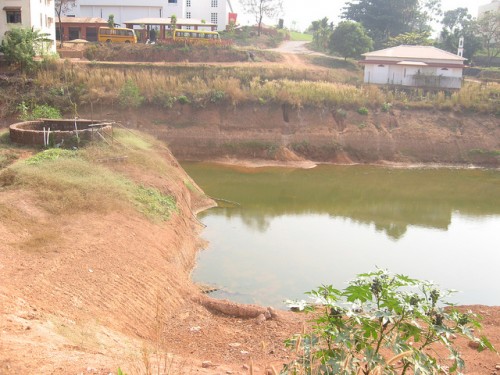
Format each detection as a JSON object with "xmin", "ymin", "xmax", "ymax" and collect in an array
[
  {"xmin": 1, "ymin": 126, "xmax": 500, "ymax": 374},
  {"xmin": 0, "ymin": 136, "xmax": 305, "ymax": 374},
  {"xmin": 82, "ymin": 104, "xmax": 500, "ymax": 167}
]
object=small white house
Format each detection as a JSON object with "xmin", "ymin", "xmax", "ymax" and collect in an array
[
  {"xmin": 0, "ymin": 0, "xmax": 56, "ymax": 53},
  {"xmin": 360, "ymin": 45, "xmax": 466, "ymax": 90},
  {"xmin": 64, "ymin": 0, "xmax": 234, "ymax": 31}
]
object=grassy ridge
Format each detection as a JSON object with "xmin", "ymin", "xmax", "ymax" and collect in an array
[
  {"xmin": 0, "ymin": 130, "xmax": 177, "ymax": 222},
  {"xmin": 3, "ymin": 60, "xmax": 500, "ymax": 115}
]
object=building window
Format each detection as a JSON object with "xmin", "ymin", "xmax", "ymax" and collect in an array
[
  {"xmin": 168, "ymin": 0, "xmax": 177, "ymax": 3},
  {"xmin": 441, "ymin": 68, "xmax": 449, "ymax": 71},
  {"xmin": 186, "ymin": 0, "xmax": 191, "ymax": 7},
  {"xmin": 186, "ymin": 11, "xmax": 191, "ymax": 18},
  {"xmin": 211, "ymin": 12, "xmax": 217, "ymax": 24},
  {"xmin": 211, "ymin": 0, "xmax": 218, "ymax": 7},
  {"xmin": 5, "ymin": 9, "xmax": 22, "ymax": 23}
]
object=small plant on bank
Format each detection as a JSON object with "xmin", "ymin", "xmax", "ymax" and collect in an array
[
  {"xmin": 119, "ymin": 79, "xmax": 144, "ymax": 109},
  {"xmin": 134, "ymin": 185, "xmax": 177, "ymax": 222},
  {"xmin": 284, "ymin": 269, "xmax": 496, "ymax": 375},
  {"xmin": 177, "ymin": 95, "xmax": 191, "ymax": 105},
  {"xmin": 381, "ymin": 102, "xmax": 393, "ymax": 113},
  {"xmin": 17, "ymin": 101, "xmax": 62, "ymax": 121},
  {"xmin": 357, "ymin": 106, "xmax": 369, "ymax": 115}
]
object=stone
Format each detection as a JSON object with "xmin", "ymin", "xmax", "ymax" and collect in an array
[
  {"xmin": 496, "ymin": 365, "xmax": 500, "ymax": 370},
  {"xmin": 240, "ymin": 351, "xmax": 250, "ymax": 355},
  {"xmin": 242, "ymin": 364, "xmax": 250, "ymax": 370},
  {"xmin": 202, "ymin": 361, "xmax": 212, "ymax": 368},
  {"xmin": 267, "ymin": 307, "xmax": 278, "ymax": 319},
  {"xmin": 468, "ymin": 341, "xmax": 480, "ymax": 349},
  {"xmin": 229, "ymin": 342, "xmax": 241, "ymax": 348},
  {"xmin": 256, "ymin": 313, "xmax": 266, "ymax": 324}
]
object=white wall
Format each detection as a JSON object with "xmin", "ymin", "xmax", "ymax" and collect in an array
[
  {"xmin": 364, "ymin": 64, "xmax": 463, "ymax": 89},
  {"xmin": 80, "ymin": 6, "xmax": 163, "ymax": 24},
  {"xmin": 66, "ymin": 0, "xmax": 229, "ymax": 30},
  {"xmin": 0, "ymin": 0, "xmax": 56, "ymax": 53},
  {"xmin": 189, "ymin": 0, "xmax": 228, "ymax": 30}
]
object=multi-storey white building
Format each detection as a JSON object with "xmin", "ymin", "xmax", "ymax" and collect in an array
[
  {"xmin": 0, "ymin": 0, "xmax": 56, "ymax": 52},
  {"xmin": 64, "ymin": 0, "xmax": 234, "ymax": 31}
]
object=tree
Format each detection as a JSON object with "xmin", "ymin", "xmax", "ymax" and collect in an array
[
  {"xmin": 476, "ymin": 10, "xmax": 500, "ymax": 66},
  {"xmin": 107, "ymin": 14, "xmax": 115, "ymax": 28},
  {"xmin": 0, "ymin": 27, "xmax": 51, "ymax": 72},
  {"xmin": 329, "ymin": 21, "xmax": 373, "ymax": 60},
  {"xmin": 386, "ymin": 31, "xmax": 434, "ymax": 47},
  {"xmin": 170, "ymin": 14, "xmax": 177, "ymax": 37},
  {"xmin": 54, "ymin": 0, "xmax": 76, "ymax": 47},
  {"xmin": 342, "ymin": 0, "xmax": 441, "ymax": 48},
  {"xmin": 284, "ymin": 269, "xmax": 496, "ymax": 375},
  {"xmin": 438, "ymin": 8, "xmax": 482, "ymax": 62},
  {"xmin": 239, "ymin": 0, "xmax": 283, "ymax": 36},
  {"xmin": 307, "ymin": 18, "xmax": 333, "ymax": 51}
]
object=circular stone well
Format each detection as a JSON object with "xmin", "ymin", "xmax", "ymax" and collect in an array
[{"xmin": 9, "ymin": 119, "xmax": 113, "ymax": 146}]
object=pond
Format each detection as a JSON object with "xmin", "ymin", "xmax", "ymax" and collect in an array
[{"xmin": 182, "ymin": 163, "xmax": 500, "ymax": 309}]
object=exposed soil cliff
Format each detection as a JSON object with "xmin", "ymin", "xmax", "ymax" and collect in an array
[
  {"xmin": 82, "ymin": 104, "xmax": 500, "ymax": 167},
  {"xmin": 1, "ymin": 126, "xmax": 500, "ymax": 374},
  {"xmin": 0, "ymin": 130, "xmax": 305, "ymax": 374}
]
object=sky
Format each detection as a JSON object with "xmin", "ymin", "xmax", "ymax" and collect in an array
[{"xmin": 233, "ymin": 0, "xmax": 493, "ymax": 32}]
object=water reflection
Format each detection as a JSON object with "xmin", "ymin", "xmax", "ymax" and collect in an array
[
  {"xmin": 184, "ymin": 163, "xmax": 500, "ymax": 307},
  {"xmin": 191, "ymin": 164, "xmax": 500, "ymax": 240}
]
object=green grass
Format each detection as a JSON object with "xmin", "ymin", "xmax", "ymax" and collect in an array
[
  {"xmin": 134, "ymin": 185, "xmax": 177, "ymax": 222},
  {"xmin": 289, "ymin": 31, "xmax": 313, "ymax": 42},
  {"xmin": 5, "ymin": 133, "xmax": 177, "ymax": 221},
  {"xmin": 113, "ymin": 129, "xmax": 152, "ymax": 150}
]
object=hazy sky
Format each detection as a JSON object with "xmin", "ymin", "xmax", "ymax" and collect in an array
[{"xmin": 233, "ymin": 0, "xmax": 493, "ymax": 32}]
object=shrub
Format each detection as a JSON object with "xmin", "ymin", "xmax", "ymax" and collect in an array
[
  {"xmin": 17, "ymin": 102, "xmax": 62, "ymax": 121},
  {"xmin": 357, "ymin": 106, "xmax": 369, "ymax": 115},
  {"xmin": 0, "ymin": 27, "xmax": 51, "ymax": 72},
  {"xmin": 119, "ymin": 79, "xmax": 144, "ymax": 108},
  {"xmin": 177, "ymin": 95, "xmax": 191, "ymax": 105},
  {"xmin": 285, "ymin": 269, "xmax": 495, "ymax": 375},
  {"xmin": 209, "ymin": 89, "xmax": 226, "ymax": 103},
  {"xmin": 381, "ymin": 102, "xmax": 392, "ymax": 112}
]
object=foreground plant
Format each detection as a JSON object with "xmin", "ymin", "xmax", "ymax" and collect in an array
[{"xmin": 284, "ymin": 269, "xmax": 496, "ymax": 374}]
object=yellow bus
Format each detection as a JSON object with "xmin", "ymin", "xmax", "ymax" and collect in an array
[
  {"xmin": 98, "ymin": 27, "xmax": 137, "ymax": 43},
  {"xmin": 172, "ymin": 29, "xmax": 220, "ymax": 42}
]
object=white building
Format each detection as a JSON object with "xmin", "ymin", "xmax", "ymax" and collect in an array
[
  {"xmin": 0, "ymin": 0, "xmax": 56, "ymax": 53},
  {"xmin": 360, "ymin": 45, "xmax": 466, "ymax": 90},
  {"xmin": 64, "ymin": 0, "xmax": 234, "ymax": 31},
  {"xmin": 479, "ymin": 0, "xmax": 500, "ymax": 17}
]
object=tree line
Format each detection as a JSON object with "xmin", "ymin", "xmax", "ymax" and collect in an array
[{"xmin": 306, "ymin": 0, "xmax": 499, "ymax": 65}]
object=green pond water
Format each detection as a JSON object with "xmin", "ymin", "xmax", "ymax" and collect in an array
[{"xmin": 182, "ymin": 163, "xmax": 500, "ymax": 308}]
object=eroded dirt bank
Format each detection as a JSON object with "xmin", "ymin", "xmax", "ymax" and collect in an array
[
  {"xmin": 1, "ymin": 124, "xmax": 499, "ymax": 375},
  {"xmin": 83, "ymin": 104, "xmax": 500, "ymax": 167},
  {"xmin": 0, "ymin": 136, "xmax": 306, "ymax": 374}
]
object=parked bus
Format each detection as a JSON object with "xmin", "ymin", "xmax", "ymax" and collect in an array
[
  {"xmin": 172, "ymin": 29, "xmax": 220, "ymax": 42},
  {"xmin": 98, "ymin": 27, "xmax": 137, "ymax": 43}
]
